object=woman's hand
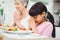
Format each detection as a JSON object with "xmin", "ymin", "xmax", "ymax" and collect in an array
[
  {"xmin": 11, "ymin": 23, "xmax": 16, "ymax": 27},
  {"xmin": 19, "ymin": 26, "xmax": 26, "ymax": 30},
  {"xmin": 15, "ymin": 22, "xmax": 26, "ymax": 30},
  {"xmin": 13, "ymin": 11, "xmax": 21, "ymax": 23}
]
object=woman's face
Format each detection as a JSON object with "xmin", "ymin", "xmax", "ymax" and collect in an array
[
  {"xmin": 15, "ymin": 0, "xmax": 28, "ymax": 11},
  {"xmin": 20, "ymin": 0, "xmax": 28, "ymax": 8},
  {"xmin": 32, "ymin": 12, "xmax": 46, "ymax": 24},
  {"xmin": 15, "ymin": 1, "xmax": 20, "ymax": 11}
]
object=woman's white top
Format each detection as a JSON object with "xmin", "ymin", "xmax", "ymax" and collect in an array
[{"xmin": 20, "ymin": 16, "xmax": 30, "ymax": 29}]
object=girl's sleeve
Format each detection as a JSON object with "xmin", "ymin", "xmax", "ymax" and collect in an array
[
  {"xmin": 41, "ymin": 23, "xmax": 53, "ymax": 37},
  {"xmin": 37, "ymin": 22, "xmax": 53, "ymax": 37}
]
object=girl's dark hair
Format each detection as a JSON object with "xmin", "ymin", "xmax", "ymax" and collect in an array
[
  {"xmin": 47, "ymin": 12, "xmax": 55, "ymax": 38},
  {"xmin": 29, "ymin": 2, "xmax": 55, "ymax": 38},
  {"xmin": 29, "ymin": 2, "xmax": 47, "ymax": 16}
]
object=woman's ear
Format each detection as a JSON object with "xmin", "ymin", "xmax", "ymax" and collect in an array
[{"xmin": 42, "ymin": 11, "xmax": 46, "ymax": 17}]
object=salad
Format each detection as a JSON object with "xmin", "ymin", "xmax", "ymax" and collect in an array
[{"xmin": 2, "ymin": 25, "xmax": 28, "ymax": 32}]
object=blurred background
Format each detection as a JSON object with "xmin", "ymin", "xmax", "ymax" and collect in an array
[{"xmin": 0, "ymin": 0, "xmax": 60, "ymax": 38}]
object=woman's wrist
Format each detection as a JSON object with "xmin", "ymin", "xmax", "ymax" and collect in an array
[{"xmin": 15, "ymin": 22, "xmax": 26, "ymax": 30}]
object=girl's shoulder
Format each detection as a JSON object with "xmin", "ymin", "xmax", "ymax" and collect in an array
[
  {"xmin": 42, "ymin": 21, "xmax": 53, "ymax": 27},
  {"xmin": 38, "ymin": 21, "xmax": 53, "ymax": 27},
  {"xmin": 44, "ymin": 21, "xmax": 52, "ymax": 25}
]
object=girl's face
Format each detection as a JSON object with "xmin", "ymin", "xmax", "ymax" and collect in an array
[{"xmin": 32, "ymin": 12, "xmax": 46, "ymax": 24}]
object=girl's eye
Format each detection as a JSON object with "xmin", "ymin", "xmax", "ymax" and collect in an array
[{"xmin": 33, "ymin": 16, "xmax": 37, "ymax": 18}]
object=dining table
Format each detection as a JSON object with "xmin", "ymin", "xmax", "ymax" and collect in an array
[{"xmin": 0, "ymin": 28, "xmax": 60, "ymax": 40}]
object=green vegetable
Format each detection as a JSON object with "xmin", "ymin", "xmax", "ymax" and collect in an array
[
  {"xmin": 13, "ymin": 28, "xmax": 18, "ymax": 31},
  {"xmin": 2, "ymin": 27, "xmax": 6, "ymax": 30}
]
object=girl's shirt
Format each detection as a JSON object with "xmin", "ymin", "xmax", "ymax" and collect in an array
[{"xmin": 36, "ymin": 21, "xmax": 53, "ymax": 37}]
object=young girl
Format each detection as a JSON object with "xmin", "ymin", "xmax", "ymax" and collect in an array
[{"xmin": 29, "ymin": 2, "xmax": 55, "ymax": 37}]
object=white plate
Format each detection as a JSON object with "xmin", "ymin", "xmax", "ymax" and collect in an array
[{"xmin": 2, "ymin": 30, "xmax": 32, "ymax": 34}]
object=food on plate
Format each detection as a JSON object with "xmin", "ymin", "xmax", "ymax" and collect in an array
[
  {"xmin": 2, "ymin": 25, "xmax": 31, "ymax": 32},
  {"xmin": 7, "ymin": 27, "xmax": 18, "ymax": 31},
  {"xmin": 0, "ymin": 24, "xmax": 2, "ymax": 26},
  {"xmin": 2, "ymin": 27, "xmax": 6, "ymax": 30},
  {"xmin": 2, "ymin": 27, "xmax": 19, "ymax": 31},
  {"xmin": 2, "ymin": 27, "xmax": 29, "ymax": 32},
  {"xmin": 5, "ymin": 24, "xmax": 10, "ymax": 27},
  {"xmin": 2, "ymin": 26, "xmax": 32, "ymax": 34}
]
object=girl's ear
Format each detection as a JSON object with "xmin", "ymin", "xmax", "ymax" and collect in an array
[{"xmin": 41, "ymin": 11, "xmax": 46, "ymax": 17}]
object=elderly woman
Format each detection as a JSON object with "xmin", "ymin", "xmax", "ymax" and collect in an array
[{"xmin": 13, "ymin": 0, "xmax": 29, "ymax": 30}]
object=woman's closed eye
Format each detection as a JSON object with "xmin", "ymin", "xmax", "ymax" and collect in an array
[{"xmin": 15, "ymin": 2, "xmax": 20, "ymax": 5}]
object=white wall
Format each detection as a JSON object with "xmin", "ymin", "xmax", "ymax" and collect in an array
[
  {"xmin": 56, "ymin": 27, "xmax": 60, "ymax": 38},
  {"xmin": 4, "ymin": 0, "xmax": 15, "ymax": 25}
]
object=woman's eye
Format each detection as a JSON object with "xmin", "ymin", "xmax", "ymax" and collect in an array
[
  {"xmin": 16, "ymin": 3, "xmax": 19, "ymax": 5},
  {"xmin": 15, "ymin": 2, "xmax": 20, "ymax": 5}
]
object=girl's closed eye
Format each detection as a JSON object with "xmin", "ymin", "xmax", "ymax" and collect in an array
[{"xmin": 33, "ymin": 16, "xmax": 37, "ymax": 18}]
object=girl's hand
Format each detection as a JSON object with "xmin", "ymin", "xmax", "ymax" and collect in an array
[
  {"xmin": 29, "ymin": 17, "xmax": 36, "ymax": 28},
  {"xmin": 29, "ymin": 17, "xmax": 37, "ymax": 33}
]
